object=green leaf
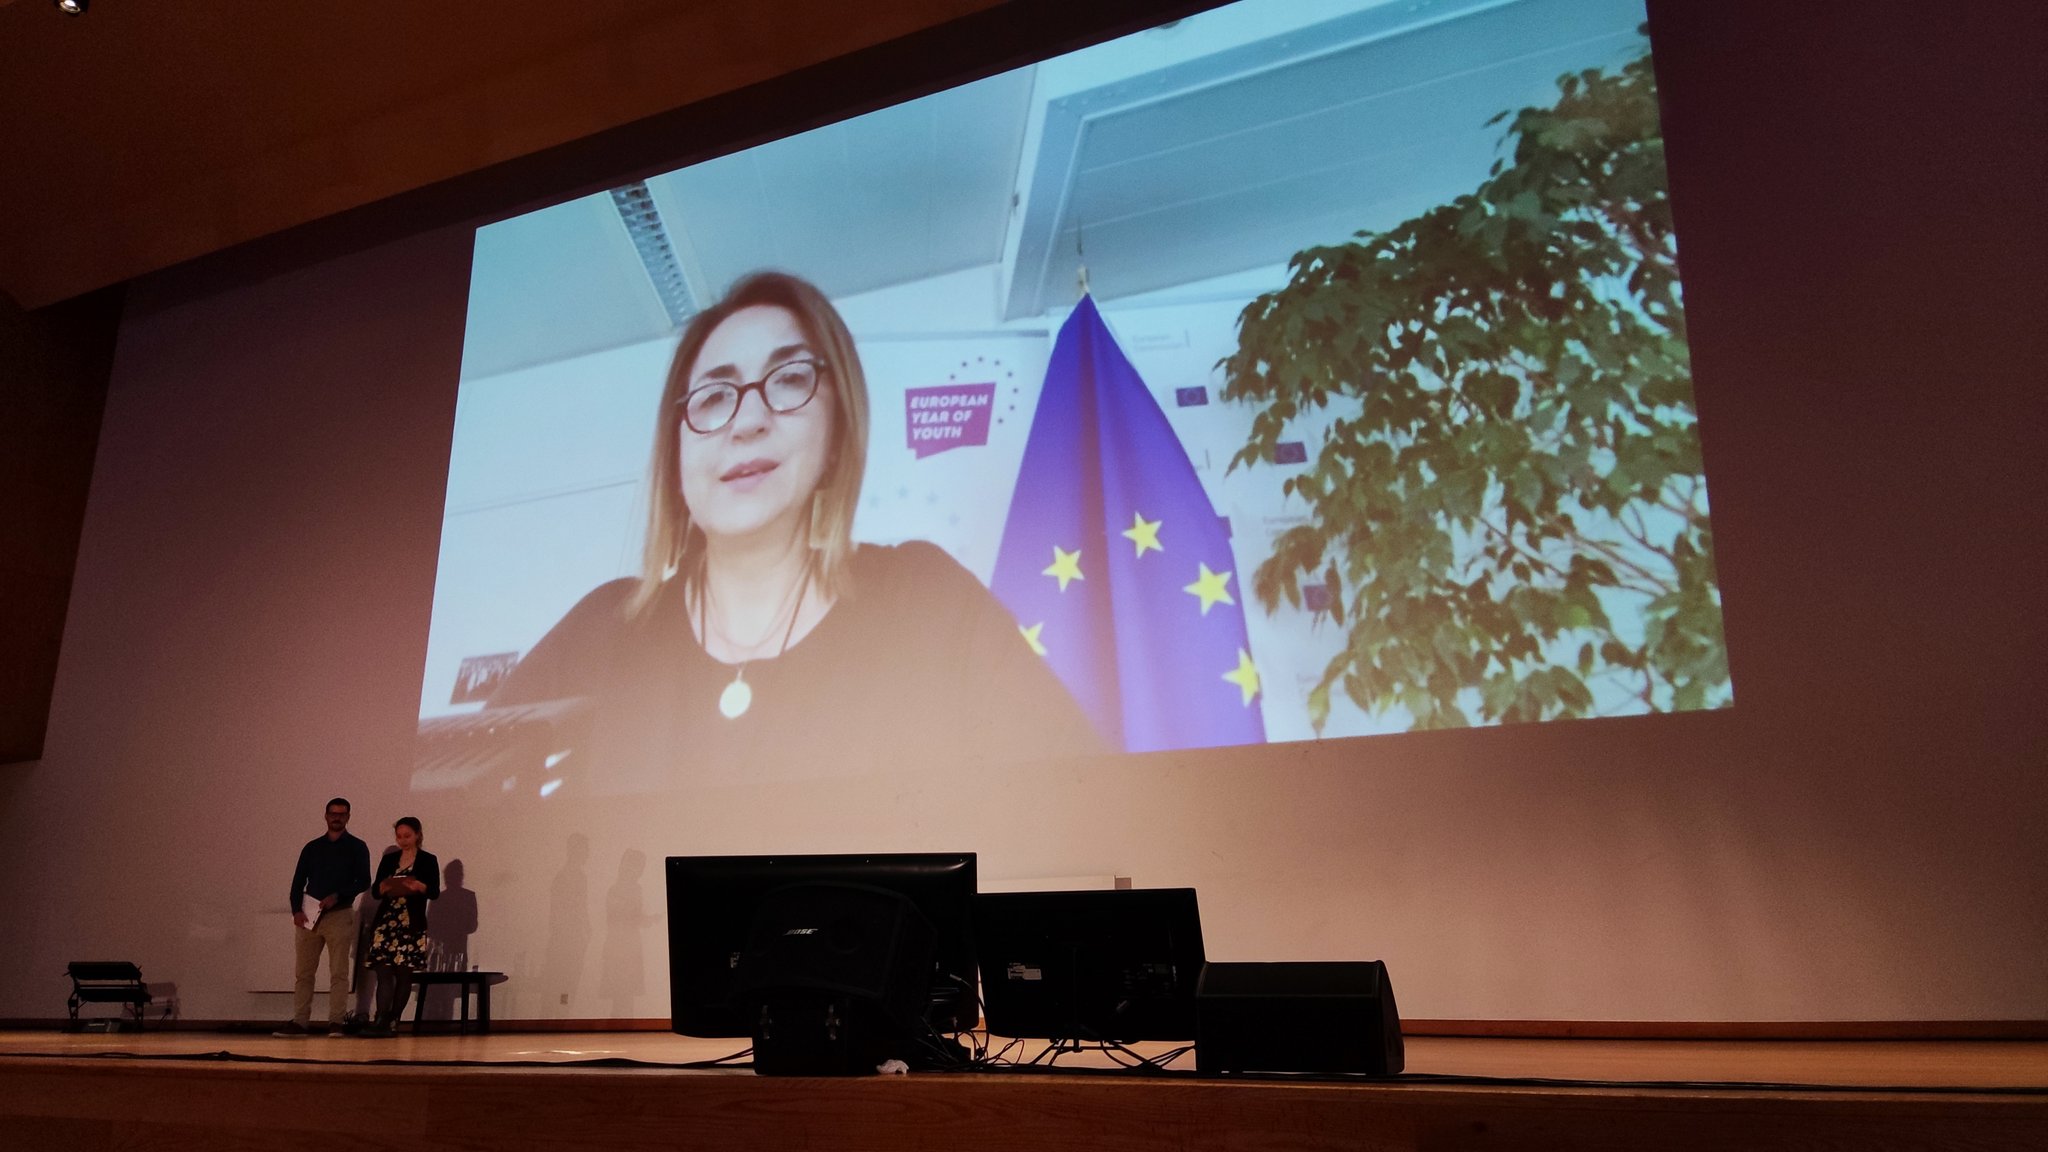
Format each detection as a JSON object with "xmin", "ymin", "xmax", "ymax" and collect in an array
[{"xmin": 1222, "ymin": 41, "xmax": 1725, "ymax": 732}]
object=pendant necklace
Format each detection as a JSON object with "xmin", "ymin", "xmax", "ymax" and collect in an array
[{"xmin": 700, "ymin": 563, "xmax": 812, "ymax": 721}]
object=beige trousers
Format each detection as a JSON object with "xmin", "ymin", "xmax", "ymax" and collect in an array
[{"xmin": 291, "ymin": 907, "xmax": 357, "ymax": 1026}]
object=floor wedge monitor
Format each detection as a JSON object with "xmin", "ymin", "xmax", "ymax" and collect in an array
[{"xmin": 1196, "ymin": 960, "xmax": 1403, "ymax": 1075}]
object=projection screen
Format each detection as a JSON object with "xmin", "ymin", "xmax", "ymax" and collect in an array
[{"xmin": 414, "ymin": 0, "xmax": 1730, "ymax": 802}]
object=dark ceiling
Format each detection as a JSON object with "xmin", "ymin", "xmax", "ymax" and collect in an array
[{"xmin": 0, "ymin": 0, "xmax": 1007, "ymax": 309}]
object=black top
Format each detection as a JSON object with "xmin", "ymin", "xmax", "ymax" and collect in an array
[
  {"xmin": 373, "ymin": 848, "xmax": 442, "ymax": 932},
  {"xmin": 288, "ymin": 831, "xmax": 371, "ymax": 915},
  {"xmin": 489, "ymin": 541, "xmax": 1103, "ymax": 794}
]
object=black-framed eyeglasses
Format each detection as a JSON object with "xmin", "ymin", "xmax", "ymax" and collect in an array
[{"xmin": 678, "ymin": 358, "xmax": 828, "ymax": 434}]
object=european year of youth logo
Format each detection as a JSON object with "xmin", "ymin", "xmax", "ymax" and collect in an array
[{"xmin": 905, "ymin": 381, "xmax": 996, "ymax": 459}]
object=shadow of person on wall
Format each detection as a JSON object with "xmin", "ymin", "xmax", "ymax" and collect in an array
[
  {"xmin": 539, "ymin": 833, "xmax": 592, "ymax": 1016},
  {"xmin": 420, "ymin": 857, "xmax": 480, "ymax": 1022},
  {"xmin": 598, "ymin": 848, "xmax": 652, "ymax": 1021}
]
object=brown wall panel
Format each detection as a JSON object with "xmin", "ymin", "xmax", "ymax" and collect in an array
[
  {"xmin": 0, "ymin": 287, "xmax": 121, "ymax": 762},
  {"xmin": 0, "ymin": 0, "xmax": 1009, "ymax": 307}
]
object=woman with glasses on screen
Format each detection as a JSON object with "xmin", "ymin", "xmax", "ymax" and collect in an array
[{"xmin": 484, "ymin": 271, "xmax": 1100, "ymax": 793}]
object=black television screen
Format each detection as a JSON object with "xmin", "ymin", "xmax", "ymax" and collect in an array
[
  {"xmin": 975, "ymin": 887, "xmax": 1206, "ymax": 1042},
  {"xmin": 666, "ymin": 852, "xmax": 978, "ymax": 1037}
]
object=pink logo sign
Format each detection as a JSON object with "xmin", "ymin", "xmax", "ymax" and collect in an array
[{"xmin": 906, "ymin": 383, "xmax": 995, "ymax": 459}]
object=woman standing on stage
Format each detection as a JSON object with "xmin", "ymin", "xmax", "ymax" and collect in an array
[{"xmin": 363, "ymin": 817, "xmax": 440, "ymax": 1037}]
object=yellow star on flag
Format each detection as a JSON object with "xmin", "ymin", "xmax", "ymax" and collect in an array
[
  {"xmin": 1223, "ymin": 648, "xmax": 1261, "ymax": 706},
  {"xmin": 1019, "ymin": 622, "xmax": 1047, "ymax": 657},
  {"xmin": 1183, "ymin": 562, "xmax": 1236, "ymax": 616},
  {"xmin": 1043, "ymin": 545, "xmax": 1084, "ymax": 592},
  {"xmin": 1121, "ymin": 511, "xmax": 1163, "ymax": 558}
]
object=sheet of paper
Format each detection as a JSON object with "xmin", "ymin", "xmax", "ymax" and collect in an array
[{"xmin": 300, "ymin": 893, "xmax": 322, "ymax": 927}]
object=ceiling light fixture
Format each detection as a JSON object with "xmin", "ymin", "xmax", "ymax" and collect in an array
[
  {"xmin": 609, "ymin": 181, "xmax": 698, "ymax": 329},
  {"xmin": 56, "ymin": 0, "xmax": 90, "ymax": 15}
]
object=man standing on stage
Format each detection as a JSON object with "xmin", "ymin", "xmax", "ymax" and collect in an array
[{"xmin": 276, "ymin": 797, "xmax": 371, "ymax": 1036}]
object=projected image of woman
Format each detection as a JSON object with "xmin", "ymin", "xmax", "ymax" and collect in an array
[{"xmin": 486, "ymin": 271, "xmax": 1101, "ymax": 792}]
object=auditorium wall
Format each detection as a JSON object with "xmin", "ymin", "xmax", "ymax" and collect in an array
[{"xmin": 0, "ymin": 2, "xmax": 2040, "ymax": 1025}]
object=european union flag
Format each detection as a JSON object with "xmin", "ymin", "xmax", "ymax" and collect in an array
[{"xmin": 991, "ymin": 295, "xmax": 1266, "ymax": 754}]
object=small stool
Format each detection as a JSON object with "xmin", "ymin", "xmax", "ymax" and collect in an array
[
  {"xmin": 408, "ymin": 971, "xmax": 507, "ymax": 1033},
  {"xmin": 66, "ymin": 961, "xmax": 151, "ymax": 1032}
]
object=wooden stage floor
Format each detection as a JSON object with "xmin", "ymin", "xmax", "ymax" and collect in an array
[{"xmin": 3, "ymin": 1029, "xmax": 2044, "ymax": 1150}]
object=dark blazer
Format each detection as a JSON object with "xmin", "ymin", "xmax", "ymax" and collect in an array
[{"xmin": 372, "ymin": 848, "xmax": 442, "ymax": 933}]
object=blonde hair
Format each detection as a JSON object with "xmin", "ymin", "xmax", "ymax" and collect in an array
[{"xmin": 630, "ymin": 271, "xmax": 869, "ymax": 616}]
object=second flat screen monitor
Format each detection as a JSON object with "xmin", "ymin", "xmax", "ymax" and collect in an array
[{"xmin": 976, "ymin": 887, "xmax": 1206, "ymax": 1042}]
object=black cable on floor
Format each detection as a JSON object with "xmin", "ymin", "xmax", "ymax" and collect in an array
[{"xmin": 4, "ymin": 1046, "xmax": 2042, "ymax": 1095}]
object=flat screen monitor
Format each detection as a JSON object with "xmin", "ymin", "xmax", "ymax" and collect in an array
[
  {"xmin": 975, "ymin": 887, "xmax": 1205, "ymax": 1042},
  {"xmin": 666, "ymin": 852, "xmax": 977, "ymax": 1037}
]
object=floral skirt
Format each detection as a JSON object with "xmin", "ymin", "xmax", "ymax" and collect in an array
[{"xmin": 366, "ymin": 897, "xmax": 427, "ymax": 971}]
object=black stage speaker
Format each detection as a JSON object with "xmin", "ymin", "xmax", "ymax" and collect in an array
[
  {"xmin": 1196, "ymin": 961, "xmax": 1403, "ymax": 1075},
  {"xmin": 738, "ymin": 882, "xmax": 938, "ymax": 1075}
]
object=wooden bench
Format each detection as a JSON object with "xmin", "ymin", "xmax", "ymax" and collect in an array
[{"xmin": 407, "ymin": 971, "xmax": 507, "ymax": 1033}]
